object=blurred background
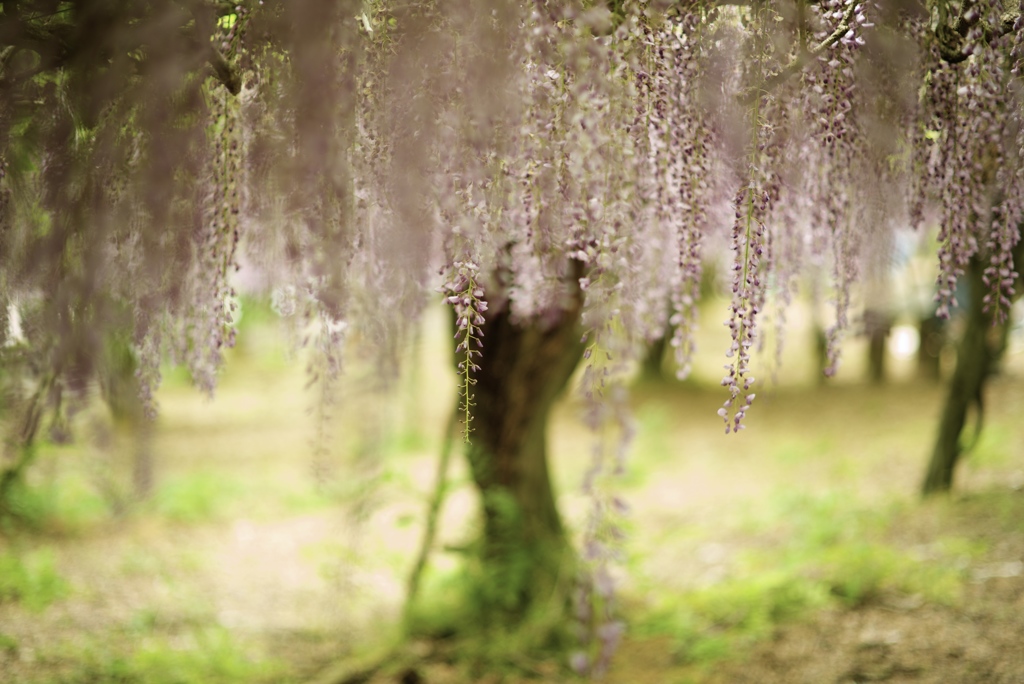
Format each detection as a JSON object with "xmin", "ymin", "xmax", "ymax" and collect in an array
[{"xmin": 1, "ymin": 259, "xmax": 1023, "ymax": 683}]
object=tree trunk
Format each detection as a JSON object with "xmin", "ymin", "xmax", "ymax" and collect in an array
[
  {"xmin": 462, "ymin": 269, "xmax": 585, "ymax": 623},
  {"xmin": 917, "ymin": 313, "xmax": 945, "ymax": 381},
  {"xmin": 0, "ymin": 368, "xmax": 57, "ymax": 515},
  {"xmin": 863, "ymin": 308, "xmax": 891, "ymax": 385},
  {"xmin": 921, "ymin": 252, "xmax": 1016, "ymax": 496},
  {"xmin": 638, "ymin": 333, "xmax": 667, "ymax": 380},
  {"xmin": 813, "ymin": 324, "xmax": 829, "ymax": 385}
]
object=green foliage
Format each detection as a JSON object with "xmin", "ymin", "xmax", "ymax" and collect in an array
[
  {"xmin": 617, "ymin": 405, "xmax": 669, "ymax": 487},
  {"xmin": 636, "ymin": 573, "xmax": 828, "ymax": 667},
  {"xmin": 0, "ymin": 632, "xmax": 19, "ymax": 655},
  {"xmin": 380, "ymin": 424, "xmax": 430, "ymax": 456},
  {"xmin": 404, "ymin": 486, "xmax": 552, "ymax": 636},
  {"xmin": 276, "ymin": 485, "xmax": 335, "ymax": 516},
  {"xmin": 966, "ymin": 424, "xmax": 1013, "ymax": 470},
  {"xmin": 43, "ymin": 628, "xmax": 280, "ymax": 684},
  {"xmin": 939, "ymin": 489, "xmax": 1024, "ymax": 535},
  {"xmin": 770, "ymin": 436, "xmax": 836, "ymax": 466},
  {"xmin": 152, "ymin": 472, "xmax": 245, "ymax": 523},
  {"xmin": 217, "ymin": 13, "xmax": 239, "ymax": 32},
  {"xmin": 0, "ymin": 549, "xmax": 69, "ymax": 610},
  {"xmin": 227, "ymin": 297, "xmax": 291, "ymax": 367},
  {"xmin": 817, "ymin": 542, "xmax": 964, "ymax": 607},
  {"xmin": 752, "ymin": 492, "xmax": 968, "ymax": 608},
  {"xmin": 404, "ymin": 517, "xmax": 575, "ymax": 670},
  {"xmin": 160, "ymin": 363, "xmax": 197, "ymax": 388},
  {"xmin": 406, "ymin": 563, "xmax": 572, "ymax": 675},
  {"xmin": 403, "ymin": 563, "xmax": 476, "ymax": 639},
  {"xmin": 744, "ymin": 490, "xmax": 892, "ymax": 546},
  {"xmin": 1, "ymin": 469, "xmax": 109, "ymax": 534},
  {"xmin": 637, "ymin": 492, "xmax": 975, "ymax": 666},
  {"xmin": 474, "ymin": 489, "xmax": 531, "ymax": 609},
  {"xmin": 4, "ymin": 434, "xmax": 336, "ymax": 533},
  {"xmin": 690, "ymin": 573, "xmax": 828, "ymax": 631}
]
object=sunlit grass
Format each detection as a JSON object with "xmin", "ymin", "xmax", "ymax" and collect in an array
[
  {"xmin": 627, "ymin": 488, "xmax": 973, "ymax": 667},
  {"xmin": 0, "ymin": 548, "xmax": 69, "ymax": 611},
  {"xmin": 1, "ymin": 468, "xmax": 109, "ymax": 534},
  {"xmin": 36, "ymin": 627, "xmax": 285, "ymax": 684}
]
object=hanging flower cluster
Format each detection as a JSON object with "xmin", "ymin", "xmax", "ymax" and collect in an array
[
  {"xmin": 191, "ymin": 85, "xmax": 243, "ymax": 394},
  {"xmin": 720, "ymin": 186, "xmax": 768, "ymax": 432},
  {"xmin": 6, "ymin": 10, "xmax": 1024, "ymax": 676},
  {"xmin": 442, "ymin": 261, "xmax": 487, "ymax": 440},
  {"xmin": 639, "ymin": 9, "xmax": 728, "ymax": 380},
  {"xmin": 4, "ymin": 0, "xmax": 999, "ymax": 439},
  {"xmin": 573, "ymin": 337, "xmax": 632, "ymax": 678},
  {"xmin": 914, "ymin": 0, "xmax": 1024, "ymax": 320},
  {"xmin": 717, "ymin": 0, "xmax": 781, "ymax": 432},
  {"xmin": 799, "ymin": 0, "xmax": 877, "ymax": 376}
]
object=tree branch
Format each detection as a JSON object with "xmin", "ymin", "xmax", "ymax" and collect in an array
[
  {"xmin": 0, "ymin": 2, "xmax": 243, "ymax": 96},
  {"xmin": 207, "ymin": 0, "xmax": 243, "ymax": 17},
  {"xmin": 0, "ymin": 16, "xmax": 75, "ymax": 92},
  {"xmin": 0, "ymin": 44, "xmax": 15, "ymax": 73},
  {"xmin": 404, "ymin": 398, "xmax": 459, "ymax": 623},
  {"xmin": 740, "ymin": 0, "xmax": 857, "ymax": 106},
  {"xmin": 0, "ymin": 10, "xmax": 73, "ymax": 60},
  {"xmin": 205, "ymin": 41, "xmax": 240, "ymax": 94},
  {"xmin": 935, "ymin": 0, "xmax": 1019, "ymax": 65}
]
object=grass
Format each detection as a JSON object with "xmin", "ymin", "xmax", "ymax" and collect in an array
[
  {"xmin": 0, "ymin": 548, "xmax": 69, "ymax": 611},
  {"xmin": 38, "ymin": 627, "xmax": 285, "ymax": 684},
  {"xmin": 632, "ymin": 541, "xmax": 964, "ymax": 668},
  {"xmin": 815, "ymin": 541, "xmax": 965, "ymax": 607},
  {"xmin": 0, "ymin": 631, "xmax": 18, "ymax": 655},
  {"xmin": 628, "ymin": 486, "xmax": 985, "ymax": 667},
  {"xmin": 2, "ymin": 466, "xmax": 315, "ymax": 532},
  {"xmin": 0, "ymin": 445, "xmax": 112, "ymax": 535},
  {"xmin": 150, "ymin": 472, "xmax": 246, "ymax": 523}
]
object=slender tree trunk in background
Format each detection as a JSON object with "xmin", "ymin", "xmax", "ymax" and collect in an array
[
  {"xmin": 405, "ymin": 402, "xmax": 459, "ymax": 622},
  {"xmin": 863, "ymin": 309, "xmax": 891, "ymax": 384},
  {"xmin": 813, "ymin": 325, "xmax": 829, "ymax": 385},
  {"xmin": 462, "ymin": 269, "xmax": 585, "ymax": 623},
  {"xmin": 917, "ymin": 313, "xmax": 945, "ymax": 381},
  {"xmin": 922, "ymin": 244, "xmax": 1021, "ymax": 496},
  {"xmin": 0, "ymin": 368, "xmax": 57, "ymax": 515},
  {"xmin": 638, "ymin": 333, "xmax": 667, "ymax": 380}
]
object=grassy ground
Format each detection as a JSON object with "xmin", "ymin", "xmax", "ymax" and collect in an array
[{"xmin": 1, "ymin": 300, "xmax": 1023, "ymax": 683}]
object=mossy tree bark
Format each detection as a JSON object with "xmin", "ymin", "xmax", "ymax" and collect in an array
[
  {"xmin": 461, "ymin": 265, "xmax": 585, "ymax": 623},
  {"xmin": 922, "ymin": 243, "xmax": 1022, "ymax": 496}
]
